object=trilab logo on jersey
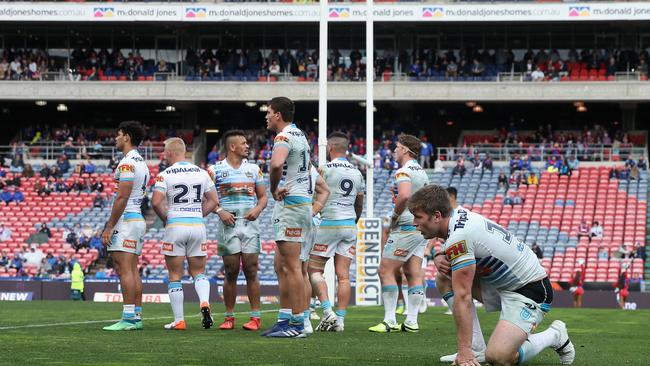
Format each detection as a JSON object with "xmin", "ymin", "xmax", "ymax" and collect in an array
[
  {"xmin": 422, "ymin": 7, "xmax": 444, "ymax": 18},
  {"xmin": 93, "ymin": 7, "xmax": 115, "ymax": 18},
  {"xmin": 568, "ymin": 6, "xmax": 590, "ymax": 17},
  {"xmin": 453, "ymin": 209, "xmax": 469, "ymax": 230},
  {"xmin": 329, "ymin": 7, "xmax": 350, "ymax": 18}
]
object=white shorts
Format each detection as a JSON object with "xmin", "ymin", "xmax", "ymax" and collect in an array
[
  {"xmin": 300, "ymin": 227, "xmax": 315, "ymax": 262},
  {"xmin": 108, "ymin": 213, "xmax": 146, "ymax": 255},
  {"xmin": 310, "ymin": 219, "xmax": 357, "ymax": 260},
  {"xmin": 218, "ymin": 218, "xmax": 260, "ymax": 256},
  {"xmin": 382, "ymin": 227, "xmax": 427, "ymax": 262},
  {"xmin": 162, "ymin": 223, "xmax": 207, "ymax": 257},
  {"xmin": 480, "ymin": 282, "xmax": 550, "ymax": 334},
  {"xmin": 272, "ymin": 196, "xmax": 312, "ymax": 244}
]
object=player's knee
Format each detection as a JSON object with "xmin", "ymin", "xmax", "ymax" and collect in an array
[
  {"xmin": 242, "ymin": 263, "xmax": 258, "ymax": 280},
  {"xmin": 435, "ymin": 273, "xmax": 452, "ymax": 293}
]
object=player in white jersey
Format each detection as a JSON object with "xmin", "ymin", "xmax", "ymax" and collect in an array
[
  {"xmin": 263, "ymin": 97, "xmax": 312, "ymax": 338},
  {"xmin": 207, "ymin": 130, "xmax": 268, "ymax": 331},
  {"xmin": 101, "ymin": 121, "xmax": 149, "ymax": 331},
  {"xmin": 309, "ymin": 132, "xmax": 364, "ymax": 332},
  {"xmin": 369, "ymin": 135, "xmax": 429, "ymax": 334},
  {"xmin": 408, "ymin": 185, "xmax": 575, "ymax": 366},
  {"xmin": 151, "ymin": 138, "xmax": 219, "ymax": 331}
]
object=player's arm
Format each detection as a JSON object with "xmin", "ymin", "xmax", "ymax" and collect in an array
[
  {"xmin": 391, "ymin": 180, "xmax": 412, "ymax": 228},
  {"xmin": 269, "ymin": 145, "xmax": 288, "ymax": 200},
  {"xmin": 451, "ymin": 263, "xmax": 477, "ymax": 364},
  {"xmin": 202, "ymin": 190, "xmax": 219, "ymax": 217},
  {"xmin": 151, "ymin": 190, "xmax": 168, "ymax": 224},
  {"xmin": 101, "ymin": 179, "xmax": 133, "ymax": 246},
  {"xmin": 244, "ymin": 183, "xmax": 268, "ymax": 221},
  {"xmin": 354, "ymin": 193, "xmax": 364, "ymax": 223},
  {"xmin": 312, "ymin": 175, "xmax": 329, "ymax": 216}
]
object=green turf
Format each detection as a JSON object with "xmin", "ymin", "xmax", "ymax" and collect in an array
[{"xmin": 0, "ymin": 301, "xmax": 647, "ymax": 365}]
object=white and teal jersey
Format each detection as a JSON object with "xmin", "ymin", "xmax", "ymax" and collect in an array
[
  {"xmin": 208, "ymin": 159, "xmax": 264, "ymax": 217},
  {"xmin": 154, "ymin": 162, "xmax": 215, "ymax": 224},
  {"xmin": 391, "ymin": 159, "xmax": 429, "ymax": 226},
  {"xmin": 113, "ymin": 149, "xmax": 149, "ymax": 214},
  {"xmin": 272, "ymin": 123, "xmax": 312, "ymax": 201},
  {"xmin": 320, "ymin": 157, "xmax": 364, "ymax": 222},
  {"xmin": 443, "ymin": 206, "xmax": 547, "ymax": 291}
]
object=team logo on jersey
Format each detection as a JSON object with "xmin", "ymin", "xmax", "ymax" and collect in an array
[
  {"xmin": 395, "ymin": 172, "xmax": 410, "ymax": 180},
  {"xmin": 393, "ymin": 249, "xmax": 409, "ymax": 257},
  {"xmin": 162, "ymin": 242, "xmax": 174, "ymax": 251},
  {"xmin": 445, "ymin": 240, "xmax": 468, "ymax": 261},
  {"xmin": 274, "ymin": 136, "xmax": 290, "ymax": 144},
  {"xmin": 118, "ymin": 164, "xmax": 135, "ymax": 173},
  {"xmin": 520, "ymin": 308, "xmax": 532, "ymax": 321},
  {"xmin": 313, "ymin": 244, "xmax": 327, "ymax": 252},
  {"xmin": 123, "ymin": 240, "xmax": 137, "ymax": 249},
  {"xmin": 245, "ymin": 172, "xmax": 254, "ymax": 179},
  {"xmin": 285, "ymin": 228, "xmax": 302, "ymax": 238},
  {"xmin": 221, "ymin": 172, "xmax": 229, "ymax": 179}
]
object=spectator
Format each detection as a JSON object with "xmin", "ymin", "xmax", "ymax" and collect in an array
[
  {"xmin": 39, "ymin": 165, "xmax": 52, "ymax": 179},
  {"xmin": 510, "ymin": 154, "xmax": 522, "ymax": 172},
  {"xmin": 634, "ymin": 241, "xmax": 646, "ymax": 261},
  {"xmin": 10, "ymin": 251, "xmax": 24, "ymax": 274},
  {"xmin": 590, "ymin": 221, "xmax": 603, "ymax": 240},
  {"xmin": 93, "ymin": 193, "xmax": 106, "ymax": 208},
  {"xmin": 509, "ymin": 171, "xmax": 522, "ymax": 188},
  {"xmin": 22, "ymin": 164, "xmax": 35, "ymax": 178},
  {"xmin": 139, "ymin": 262, "xmax": 152, "ymax": 278},
  {"xmin": 531, "ymin": 242, "xmax": 543, "ymax": 259},
  {"xmin": 452, "ymin": 157, "xmax": 466, "ymax": 177},
  {"xmin": 598, "ymin": 247, "xmax": 609, "ymax": 260},
  {"xmin": 567, "ymin": 155, "xmax": 580, "ymax": 171},
  {"xmin": 619, "ymin": 164, "xmax": 631, "ymax": 180},
  {"xmin": 0, "ymin": 223, "xmax": 12, "ymax": 242},
  {"xmin": 70, "ymin": 179, "xmax": 88, "ymax": 193},
  {"xmin": 0, "ymin": 187, "xmax": 12, "ymax": 205},
  {"xmin": 531, "ymin": 67, "xmax": 545, "ymax": 81},
  {"xmin": 0, "ymin": 249, "xmax": 9, "ymax": 269},
  {"xmin": 527, "ymin": 172, "xmax": 539, "ymax": 185},
  {"xmin": 419, "ymin": 137, "xmax": 433, "ymax": 169},
  {"xmin": 54, "ymin": 178, "xmax": 69, "ymax": 193},
  {"xmin": 577, "ymin": 220, "xmax": 590, "ymax": 241},
  {"xmin": 637, "ymin": 156, "xmax": 647, "ymax": 170},
  {"xmin": 108, "ymin": 155, "xmax": 119, "ymax": 171},
  {"xmin": 433, "ymin": 157, "xmax": 445, "ymax": 173},
  {"xmin": 84, "ymin": 160, "xmax": 96, "ymax": 174},
  {"xmin": 10, "ymin": 153, "xmax": 24, "ymax": 173},
  {"xmin": 482, "ymin": 153, "xmax": 493, "ymax": 172},
  {"xmin": 90, "ymin": 178, "xmax": 104, "ymax": 193},
  {"xmin": 470, "ymin": 59, "xmax": 485, "ymax": 77},
  {"xmin": 56, "ymin": 155, "xmax": 70, "ymax": 174},
  {"xmin": 24, "ymin": 245, "xmax": 44, "ymax": 268},
  {"xmin": 614, "ymin": 243, "xmax": 630, "ymax": 260},
  {"xmin": 207, "ymin": 146, "xmax": 219, "ymax": 165},
  {"xmin": 39, "ymin": 223, "xmax": 52, "ymax": 238},
  {"xmin": 559, "ymin": 158, "xmax": 571, "ymax": 176},
  {"xmin": 12, "ymin": 188, "xmax": 24, "ymax": 204},
  {"xmin": 498, "ymin": 171, "xmax": 508, "ymax": 190}
]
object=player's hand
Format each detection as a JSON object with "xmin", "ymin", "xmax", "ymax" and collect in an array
[
  {"xmin": 434, "ymin": 254, "xmax": 451, "ymax": 277},
  {"xmin": 273, "ymin": 187, "xmax": 289, "ymax": 201},
  {"xmin": 218, "ymin": 210, "xmax": 236, "ymax": 226},
  {"xmin": 244, "ymin": 207, "xmax": 261, "ymax": 221},
  {"xmin": 453, "ymin": 350, "xmax": 481, "ymax": 366},
  {"xmin": 101, "ymin": 226, "xmax": 113, "ymax": 247}
]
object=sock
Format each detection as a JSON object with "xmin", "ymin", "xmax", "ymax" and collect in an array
[
  {"xmin": 167, "ymin": 282, "xmax": 184, "ymax": 322},
  {"xmin": 406, "ymin": 286, "xmax": 424, "ymax": 324},
  {"xmin": 225, "ymin": 312, "xmax": 234, "ymax": 318},
  {"xmin": 382, "ymin": 285, "xmax": 399, "ymax": 325},
  {"xmin": 251, "ymin": 310, "xmax": 261, "ymax": 319},
  {"xmin": 401, "ymin": 285, "xmax": 409, "ymax": 309},
  {"xmin": 470, "ymin": 302, "xmax": 487, "ymax": 352},
  {"xmin": 278, "ymin": 308, "xmax": 292, "ymax": 322},
  {"xmin": 335, "ymin": 309, "xmax": 347, "ymax": 325},
  {"xmin": 194, "ymin": 274, "xmax": 210, "ymax": 305},
  {"xmin": 290, "ymin": 313, "xmax": 304, "ymax": 326},
  {"xmin": 443, "ymin": 291, "xmax": 454, "ymax": 312},
  {"xmin": 321, "ymin": 300, "xmax": 333, "ymax": 317},
  {"xmin": 122, "ymin": 304, "xmax": 135, "ymax": 323},
  {"xmin": 134, "ymin": 306, "xmax": 142, "ymax": 321},
  {"xmin": 303, "ymin": 310, "xmax": 310, "ymax": 320},
  {"xmin": 518, "ymin": 328, "xmax": 560, "ymax": 364},
  {"xmin": 310, "ymin": 297, "xmax": 318, "ymax": 311}
]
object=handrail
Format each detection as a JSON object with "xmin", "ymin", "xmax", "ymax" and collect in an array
[
  {"xmin": 437, "ymin": 145, "xmax": 648, "ymax": 163},
  {"xmin": 0, "ymin": 143, "xmax": 189, "ymax": 162}
]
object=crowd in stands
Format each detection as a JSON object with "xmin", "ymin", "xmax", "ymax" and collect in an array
[
  {"xmin": 7, "ymin": 46, "xmax": 650, "ymax": 82},
  {"xmin": 0, "ymin": 241, "xmax": 85, "ymax": 278}
]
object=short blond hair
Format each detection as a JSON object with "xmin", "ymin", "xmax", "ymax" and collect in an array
[{"xmin": 164, "ymin": 137, "xmax": 186, "ymax": 157}]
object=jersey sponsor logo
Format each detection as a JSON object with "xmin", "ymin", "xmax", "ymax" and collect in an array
[
  {"xmin": 313, "ymin": 243, "xmax": 328, "ymax": 252},
  {"xmin": 118, "ymin": 164, "xmax": 135, "ymax": 173},
  {"xmin": 155, "ymin": 175, "xmax": 164, "ymax": 182},
  {"xmin": 162, "ymin": 242, "xmax": 174, "ymax": 251},
  {"xmin": 348, "ymin": 246, "xmax": 356, "ymax": 256},
  {"xmin": 285, "ymin": 228, "xmax": 302, "ymax": 238},
  {"xmin": 201, "ymin": 243, "xmax": 207, "ymax": 252},
  {"xmin": 393, "ymin": 248, "xmax": 409, "ymax": 257},
  {"xmin": 445, "ymin": 240, "xmax": 468, "ymax": 261},
  {"xmin": 123, "ymin": 240, "xmax": 137, "ymax": 249},
  {"xmin": 453, "ymin": 209, "xmax": 468, "ymax": 230}
]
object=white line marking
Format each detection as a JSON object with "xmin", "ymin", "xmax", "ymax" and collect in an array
[{"xmin": 0, "ymin": 309, "xmax": 278, "ymax": 330}]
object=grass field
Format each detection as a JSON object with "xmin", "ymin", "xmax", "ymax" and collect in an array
[{"xmin": 0, "ymin": 301, "xmax": 648, "ymax": 365}]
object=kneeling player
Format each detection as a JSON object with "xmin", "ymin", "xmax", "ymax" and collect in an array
[
  {"xmin": 409, "ymin": 185, "xmax": 575, "ymax": 366},
  {"xmin": 152, "ymin": 138, "xmax": 219, "ymax": 330},
  {"xmin": 309, "ymin": 132, "xmax": 363, "ymax": 332}
]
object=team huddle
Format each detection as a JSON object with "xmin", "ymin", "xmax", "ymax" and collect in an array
[{"xmin": 100, "ymin": 97, "xmax": 575, "ymax": 365}]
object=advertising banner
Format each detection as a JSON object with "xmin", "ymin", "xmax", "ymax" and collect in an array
[{"xmin": 355, "ymin": 218, "xmax": 382, "ymax": 306}]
